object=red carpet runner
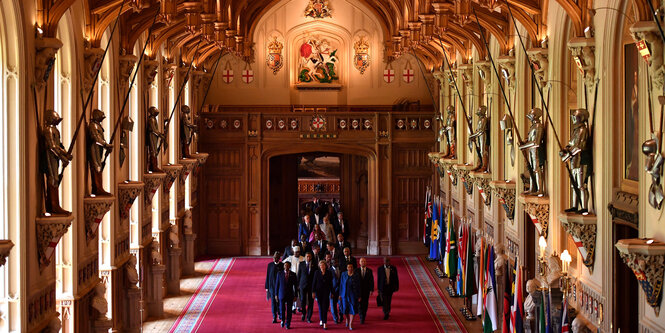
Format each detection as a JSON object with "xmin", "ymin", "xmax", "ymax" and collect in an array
[{"xmin": 169, "ymin": 257, "xmax": 466, "ymax": 332}]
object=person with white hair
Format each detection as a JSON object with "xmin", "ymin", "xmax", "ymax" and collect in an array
[{"xmin": 285, "ymin": 247, "xmax": 305, "ymax": 313}]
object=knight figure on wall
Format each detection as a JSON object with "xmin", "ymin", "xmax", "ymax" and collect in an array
[{"xmin": 298, "ymin": 37, "xmax": 339, "ymax": 84}]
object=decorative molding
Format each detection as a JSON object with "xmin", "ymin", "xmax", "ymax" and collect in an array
[
  {"xmin": 440, "ymin": 158, "xmax": 459, "ymax": 186},
  {"xmin": 519, "ymin": 194, "xmax": 550, "ymax": 238},
  {"xmin": 458, "ymin": 64, "xmax": 474, "ymax": 91},
  {"xmin": 118, "ymin": 55, "xmax": 138, "ymax": 87},
  {"xmin": 83, "ymin": 196, "xmax": 115, "ymax": 242},
  {"xmin": 162, "ymin": 64, "xmax": 175, "ymax": 89},
  {"xmin": 0, "ymin": 240, "xmax": 14, "ymax": 267},
  {"xmin": 490, "ymin": 180, "xmax": 516, "ymax": 221},
  {"xmin": 143, "ymin": 59, "xmax": 159, "ymax": 86},
  {"xmin": 162, "ymin": 164, "xmax": 183, "ymax": 193},
  {"xmin": 526, "ymin": 47, "xmax": 549, "ymax": 87},
  {"xmin": 190, "ymin": 152, "xmax": 209, "ymax": 168},
  {"xmin": 559, "ymin": 212, "xmax": 597, "ymax": 273},
  {"xmin": 34, "ymin": 37, "xmax": 63, "ymax": 88},
  {"xmin": 117, "ymin": 181, "xmax": 144, "ymax": 220},
  {"xmin": 144, "ymin": 172, "xmax": 166, "ymax": 205},
  {"xmin": 179, "ymin": 158, "xmax": 198, "ymax": 185},
  {"xmin": 567, "ymin": 37, "xmax": 596, "ymax": 88},
  {"xmin": 475, "ymin": 60, "xmax": 491, "ymax": 90},
  {"xmin": 36, "ymin": 215, "xmax": 73, "ymax": 270},
  {"xmin": 83, "ymin": 47, "xmax": 104, "ymax": 91},
  {"xmin": 469, "ymin": 171, "xmax": 492, "ymax": 206},
  {"xmin": 454, "ymin": 163, "xmax": 474, "ymax": 195},
  {"xmin": 616, "ymin": 238, "xmax": 665, "ymax": 316}
]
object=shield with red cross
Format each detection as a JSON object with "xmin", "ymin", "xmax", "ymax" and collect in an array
[
  {"xmin": 222, "ymin": 69, "xmax": 234, "ymax": 84},
  {"xmin": 242, "ymin": 69, "xmax": 254, "ymax": 84},
  {"xmin": 403, "ymin": 68, "xmax": 415, "ymax": 83},
  {"xmin": 383, "ymin": 69, "xmax": 395, "ymax": 83},
  {"xmin": 310, "ymin": 116, "xmax": 326, "ymax": 131}
]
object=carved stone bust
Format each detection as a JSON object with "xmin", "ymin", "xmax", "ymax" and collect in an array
[
  {"xmin": 126, "ymin": 255, "xmax": 139, "ymax": 286},
  {"xmin": 546, "ymin": 254, "xmax": 562, "ymax": 287},
  {"xmin": 91, "ymin": 282, "xmax": 108, "ymax": 318},
  {"xmin": 151, "ymin": 239, "xmax": 162, "ymax": 265},
  {"xmin": 494, "ymin": 244, "xmax": 508, "ymax": 276},
  {"xmin": 571, "ymin": 316, "xmax": 592, "ymax": 333},
  {"xmin": 184, "ymin": 209, "xmax": 193, "ymax": 234},
  {"xmin": 524, "ymin": 279, "xmax": 540, "ymax": 320}
]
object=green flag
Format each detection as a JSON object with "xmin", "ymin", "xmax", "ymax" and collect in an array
[{"xmin": 539, "ymin": 293, "xmax": 546, "ymax": 333}]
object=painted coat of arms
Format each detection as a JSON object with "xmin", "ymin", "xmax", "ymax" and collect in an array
[
  {"xmin": 305, "ymin": 0, "xmax": 332, "ymax": 19},
  {"xmin": 298, "ymin": 38, "xmax": 339, "ymax": 84},
  {"xmin": 266, "ymin": 37, "xmax": 284, "ymax": 75},
  {"xmin": 354, "ymin": 36, "xmax": 370, "ymax": 74}
]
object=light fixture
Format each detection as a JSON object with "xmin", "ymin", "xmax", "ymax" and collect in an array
[
  {"xmin": 584, "ymin": 26, "xmax": 594, "ymax": 38},
  {"xmin": 538, "ymin": 235, "xmax": 547, "ymax": 276},
  {"xmin": 540, "ymin": 36, "xmax": 548, "ymax": 48},
  {"xmin": 36, "ymin": 24, "xmax": 44, "ymax": 38},
  {"xmin": 539, "ymin": 235, "xmax": 547, "ymax": 258},
  {"xmin": 560, "ymin": 249, "xmax": 571, "ymax": 274}
]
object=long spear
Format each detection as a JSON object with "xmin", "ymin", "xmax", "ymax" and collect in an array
[
  {"xmin": 197, "ymin": 50, "xmax": 224, "ymax": 115},
  {"xmin": 437, "ymin": 37, "xmax": 483, "ymax": 161},
  {"xmin": 470, "ymin": 8, "xmax": 533, "ymax": 175},
  {"xmin": 646, "ymin": 0, "xmax": 665, "ymax": 44},
  {"xmin": 65, "ymin": 0, "xmax": 126, "ymax": 157},
  {"xmin": 157, "ymin": 39, "xmax": 203, "ymax": 153},
  {"xmin": 411, "ymin": 50, "xmax": 439, "ymax": 111},
  {"xmin": 505, "ymin": 3, "xmax": 583, "ymax": 207},
  {"xmin": 99, "ymin": 8, "xmax": 160, "ymax": 167}
]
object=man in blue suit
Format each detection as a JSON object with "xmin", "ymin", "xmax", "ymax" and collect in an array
[
  {"xmin": 266, "ymin": 252, "xmax": 283, "ymax": 323},
  {"xmin": 298, "ymin": 215, "xmax": 314, "ymax": 242},
  {"xmin": 298, "ymin": 252, "xmax": 316, "ymax": 323},
  {"xmin": 275, "ymin": 261, "xmax": 298, "ymax": 329}
]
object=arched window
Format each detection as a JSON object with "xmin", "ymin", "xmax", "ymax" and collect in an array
[{"xmin": 0, "ymin": 0, "xmax": 23, "ymax": 330}]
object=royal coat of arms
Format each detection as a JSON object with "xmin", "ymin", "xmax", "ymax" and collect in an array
[
  {"xmin": 266, "ymin": 37, "xmax": 284, "ymax": 75},
  {"xmin": 298, "ymin": 38, "xmax": 339, "ymax": 84},
  {"xmin": 305, "ymin": 0, "xmax": 332, "ymax": 19},
  {"xmin": 354, "ymin": 36, "xmax": 370, "ymax": 74}
]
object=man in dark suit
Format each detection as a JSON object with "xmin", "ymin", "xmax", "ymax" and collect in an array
[
  {"xmin": 311, "ymin": 244, "xmax": 322, "ymax": 264},
  {"xmin": 336, "ymin": 211, "xmax": 349, "ymax": 240},
  {"xmin": 265, "ymin": 252, "xmax": 283, "ymax": 323},
  {"xmin": 282, "ymin": 239, "xmax": 298, "ymax": 260},
  {"xmin": 313, "ymin": 233, "xmax": 327, "ymax": 252},
  {"xmin": 298, "ymin": 252, "xmax": 316, "ymax": 323},
  {"xmin": 275, "ymin": 261, "xmax": 298, "ymax": 329},
  {"xmin": 357, "ymin": 257, "xmax": 374, "ymax": 324},
  {"xmin": 299, "ymin": 235, "xmax": 311, "ymax": 255},
  {"xmin": 340, "ymin": 247, "xmax": 357, "ymax": 270},
  {"xmin": 298, "ymin": 215, "xmax": 314, "ymax": 242},
  {"xmin": 377, "ymin": 256, "xmax": 399, "ymax": 320},
  {"xmin": 335, "ymin": 233, "xmax": 350, "ymax": 251},
  {"xmin": 326, "ymin": 242, "xmax": 341, "ymax": 263}
]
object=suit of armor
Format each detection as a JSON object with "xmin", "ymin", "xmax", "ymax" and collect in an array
[
  {"xmin": 42, "ymin": 110, "xmax": 73, "ymax": 214},
  {"xmin": 643, "ymin": 136, "xmax": 664, "ymax": 209},
  {"xmin": 87, "ymin": 109, "xmax": 113, "ymax": 196},
  {"xmin": 519, "ymin": 108, "xmax": 546, "ymax": 195},
  {"xmin": 444, "ymin": 106, "xmax": 457, "ymax": 158},
  {"xmin": 146, "ymin": 106, "xmax": 165, "ymax": 172},
  {"xmin": 468, "ymin": 106, "xmax": 489, "ymax": 172},
  {"xmin": 559, "ymin": 109, "xmax": 591, "ymax": 213},
  {"xmin": 180, "ymin": 105, "xmax": 197, "ymax": 158}
]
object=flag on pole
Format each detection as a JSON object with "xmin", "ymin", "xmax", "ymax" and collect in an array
[
  {"xmin": 424, "ymin": 187, "xmax": 432, "ymax": 246},
  {"xmin": 546, "ymin": 289, "xmax": 553, "ymax": 333},
  {"xmin": 464, "ymin": 226, "xmax": 477, "ymax": 298},
  {"xmin": 446, "ymin": 211, "xmax": 458, "ymax": 280},
  {"xmin": 438, "ymin": 203, "xmax": 446, "ymax": 262},
  {"xmin": 483, "ymin": 245, "xmax": 499, "ymax": 332},
  {"xmin": 429, "ymin": 197, "xmax": 440, "ymax": 260},
  {"xmin": 502, "ymin": 259, "xmax": 512, "ymax": 333},
  {"xmin": 510, "ymin": 260, "xmax": 524, "ymax": 333},
  {"xmin": 561, "ymin": 298, "xmax": 569, "ymax": 333},
  {"xmin": 539, "ymin": 291, "xmax": 546, "ymax": 333},
  {"xmin": 476, "ymin": 237, "xmax": 485, "ymax": 318}
]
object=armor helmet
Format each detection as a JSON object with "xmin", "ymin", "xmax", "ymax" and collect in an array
[
  {"xmin": 527, "ymin": 108, "xmax": 543, "ymax": 121},
  {"xmin": 476, "ymin": 105, "xmax": 487, "ymax": 117},
  {"xmin": 643, "ymin": 138, "xmax": 659, "ymax": 156},
  {"xmin": 500, "ymin": 114, "xmax": 513, "ymax": 131},
  {"xmin": 44, "ymin": 109, "xmax": 63, "ymax": 125},
  {"xmin": 181, "ymin": 105, "xmax": 191, "ymax": 114},
  {"xmin": 91, "ymin": 109, "xmax": 105, "ymax": 122},
  {"xmin": 571, "ymin": 108, "xmax": 589, "ymax": 124},
  {"xmin": 148, "ymin": 106, "xmax": 159, "ymax": 116}
]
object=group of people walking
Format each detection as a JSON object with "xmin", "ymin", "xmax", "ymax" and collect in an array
[
  {"xmin": 265, "ymin": 198, "xmax": 399, "ymax": 330},
  {"xmin": 266, "ymin": 252, "xmax": 399, "ymax": 330}
]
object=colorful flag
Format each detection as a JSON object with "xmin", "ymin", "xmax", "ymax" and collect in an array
[
  {"xmin": 429, "ymin": 197, "xmax": 440, "ymax": 260},
  {"xmin": 510, "ymin": 260, "xmax": 524, "ymax": 333},
  {"xmin": 539, "ymin": 291, "xmax": 546, "ymax": 333},
  {"xmin": 483, "ymin": 245, "xmax": 499, "ymax": 332},
  {"xmin": 424, "ymin": 187, "xmax": 432, "ymax": 247},
  {"xmin": 502, "ymin": 260, "xmax": 512, "ymax": 333},
  {"xmin": 464, "ymin": 226, "xmax": 477, "ymax": 298},
  {"xmin": 446, "ymin": 212, "xmax": 458, "ymax": 280},
  {"xmin": 476, "ymin": 237, "xmax": 485, "ymax": 318},
  {"xmin": 561, "ymin": 298, "xmax": 569, "ymax": 333},
  {"xmin": 546, "ymin": 289, "xmax": 553, "ymax": 333},
  {"xmin": 438, "ymin": 203, "xmax": 446, "ymax": 262}
]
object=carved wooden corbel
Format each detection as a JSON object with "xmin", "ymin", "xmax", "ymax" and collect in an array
[
  {"xmin": 631, "ymin": 21, "xmax": 665, "ymax": 90},
  {"xmin": 191, "ymin": 152, "xmax": 209, "ymax": 167},
  {"xmin": 143, "ymin": 59, "xmax": 159, "ymax": 87},
  {"xmin": 117, "ymin": 181, "xmax": 144, "ymax": 220},
  {"xmin": 34, "ymin": 37, "xmax": 63, "ymax": 88},
  {"xmin": 163, "ymin": 164, "xmax": 184, "ymax": 193},
  {"xmin": 454, "ymin": 163, "xmax": 475, "ymax": 195},
  {"xmin": 490, "ymin": 180, "xmax": 516, "ymax": 221},
  {"xmin": 36, "ymin": 215, "xmax": 73, "ymax": 270},
  {"xmin": 526, "ymin": 47, "xmax": 548, "ymax": 87},
  {"xmin": 520, "ymin": 194, "xmax": 550, "ymax": 238},
  {"xmin": 179, "ymin": 158, "xmax": 198, "ymax": 185},
  {"xmin": 83, "ymin": 47, "xmax": 105, "ymax": 92},
  {"xmin": 568, "ymin": 37, "xmax": 596, "ymax": 88},
  {"xmin": 440, "ymin": 158, "xmax": 459, "ymax": 186},
  {"xmin": 476, "ymin": 61, "xmax": 491, "ymax": 91},
  {"xmin": 616, "ymin": 238, "xmax": 665, "ymax": 315},
  {"xmin": 560, "ymin": 212, "xmax": 597, "ymax": 273},
  {"xmin": 84, "ymin": 196, "xmax": 115, "ymax": 242},
  {"xmin": 458, "ymin": 64, "xmax": 474, "ymax": 93},
  {"xmin": 497, "ymin": 55, "xmax": 516, "ymax": 91},
  {"xmin": 118, "ymin": 54, "xmax": 138, "ymax": 89},
  {"xmin": 162, "ymin": 64, "xmax": 176, "ymax": 89},
  {"xmin": 0, "ymin": 240, "xmax": 14, "ymax": 268},
  {"xmin": 469, "ymin": 171, "xmax": 492, "ymax": 206},
  {"xmin": 144, "ymin": 172, "xmax": 167, "ymax": 205}
]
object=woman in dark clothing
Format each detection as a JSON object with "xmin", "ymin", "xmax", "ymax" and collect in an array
[
  {"xmin": 312, "ymin": 260, "xmax": 333, "ymax": 330},
  {"xmin": 339, "ymin": 263, "xmax": 361, "ymax": 330}
]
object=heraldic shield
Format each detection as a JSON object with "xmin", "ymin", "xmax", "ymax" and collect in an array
[{"xmin": 266, "ymin": 37, "xmax": 284, "ymax": 75}]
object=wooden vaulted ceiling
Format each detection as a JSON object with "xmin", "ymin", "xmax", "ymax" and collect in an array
[{"xmin": 36, "ymin": 0, "xmax": 619, "ymax": 69}]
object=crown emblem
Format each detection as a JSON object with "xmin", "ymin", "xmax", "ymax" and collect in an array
[
  {"xmin": 354, "ymin": 37, "xmax": 369, "ymax": 55},
  {"xmin": 268, "ymin": 37, "xmax": 283, "ymax": 54}
]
